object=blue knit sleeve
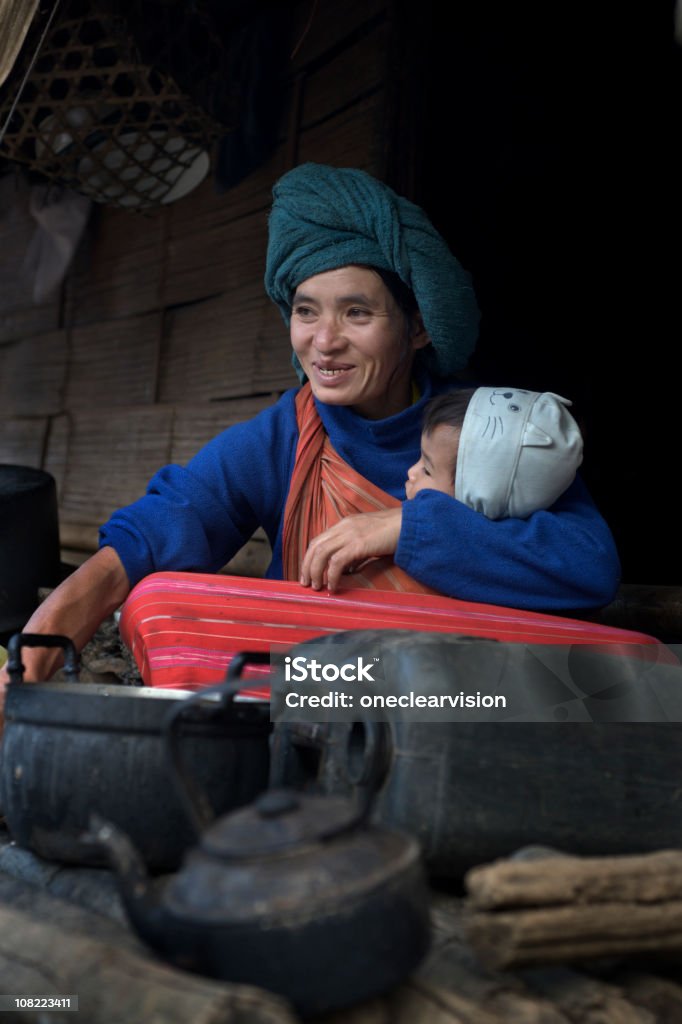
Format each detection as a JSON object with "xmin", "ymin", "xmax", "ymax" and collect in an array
[
  {"xmin": 99, "ymin": 393, "xmax": 298, "ymax": 587},
  {"xmin": 396, "ymin": 475, "xmax": 621, "ymax": 611}
]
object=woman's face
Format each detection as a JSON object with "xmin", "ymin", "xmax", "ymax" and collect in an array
[{"xmin": 290, "ymin": 266, "xmax": 429, "ymax": 420}]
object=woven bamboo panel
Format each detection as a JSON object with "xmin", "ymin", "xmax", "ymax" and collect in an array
[
  {"xmin": 43, "ymin": 413, "xmax": 69, "ymax": 501},
  {"xmin": 159, "ymin": 290, "xmax": 257, "ymax": 403},
  {"xmin": 0, "ymin": 417, "xmax": 48, "ymax": 468},
  {"xmin": 66, "ymin": 311, "xmax": 159, "ymax": 406},
  {"xmin": 163, "ymin": 206, "xmax": 267, "ymax": 309},
  {"xmin": 64, "ymin": 204, "xmax": 165, "ymax": 326},
  {"xmin": 58, "ymin": 405, "xmax": 173, "ymax": 525},
  {"xmin": 253, "ymin": 307, "xmax": 301, "ymax": 394},
  {"xmin": 159, "ymin": 286, "xmax": 294, "ymax": 403},
  {"xmin": 170, "ymin": 396, "xmax": 278, "ymax": 465},
  {"xmin": 298, "ymin": 91, "xmax": 387, "ymax": 174},
  {"xmin": 290, "ymin": 0, "xmax": 387, "ymax": 72},
  {"xmin": 164, "ymin": 9, "xmax": 389, "ymax": 243},
  {"xmin": 300, "ymin": 20, "xmax": 388, "ymax": 128},
  {"xmin": 0, "ymin": 302, "xmax": 61, "ymax": 345},
  {"xmin": 0, "ymin": 329, "xmax": 67, "ymax": 416}
]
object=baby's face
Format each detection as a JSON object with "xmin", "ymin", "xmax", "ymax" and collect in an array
[{"xmin": 405, "ymin": 424, "xmax": 459, "ymax": 499}]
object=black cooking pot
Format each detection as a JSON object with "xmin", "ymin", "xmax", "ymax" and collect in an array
[
  {"xmin": 270, "ymin": 629, "xmax": 682, "ymax": 877},
  {"xmin": 0, "ymin": 465, "xmax": 61, "ymax": 640},
  {"xmin": 0, "ymin": 635, "xmax": 272, "ymax": 872}
]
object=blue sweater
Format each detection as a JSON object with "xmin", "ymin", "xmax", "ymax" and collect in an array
[{"xmin": 99, "ymin": 374, "xmax": 621, "ymax": 612}]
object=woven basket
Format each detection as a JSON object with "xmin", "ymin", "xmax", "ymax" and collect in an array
[{"xmin": 0, "ymin": 1, "xmax": 230, "ymax": 209}]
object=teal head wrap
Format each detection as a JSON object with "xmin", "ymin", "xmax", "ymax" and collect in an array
[{"xmin": 264, "ymin": 163, "xmax": 480, "ymax": 381}]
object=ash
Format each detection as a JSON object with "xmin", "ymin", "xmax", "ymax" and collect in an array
[
  {"xmin": 38, "ymin": 589, "xmax": 142, "ymax": 686},
  {"xmin": 76, "ymin": 613, "xmax": 142, "ymax": 686}
]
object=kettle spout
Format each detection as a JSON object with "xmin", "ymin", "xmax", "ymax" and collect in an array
[
  {"xmin": 86, "ymin": 813, "xmax": 148, "ymax": 885},
  {"xmin": 84, "ymin": 814, "xmax": 166, "ymax": 945}
]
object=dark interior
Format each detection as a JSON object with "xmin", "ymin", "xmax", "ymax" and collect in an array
[{"xmin": 419, "ymin": 1, "xmax": 680, "ymax": 585}]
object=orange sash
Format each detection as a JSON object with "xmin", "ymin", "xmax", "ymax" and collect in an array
[{"xmin": 282, "ymin": 384, "xmax": 437, "ymax": 594}]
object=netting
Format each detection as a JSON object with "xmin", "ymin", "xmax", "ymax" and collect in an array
[{"xmin": 0, "ymin": 1, "xmax": 231, "ymax": 209}]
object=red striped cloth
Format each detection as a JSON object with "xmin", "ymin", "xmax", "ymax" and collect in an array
[{"xmin": 118, "ymin": 572, "xmax": 669, "ymax": 697}]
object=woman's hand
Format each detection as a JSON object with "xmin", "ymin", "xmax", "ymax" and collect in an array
[{"xmin": 300, "ymin": 507, "xmax": 403, "ymax": 593}]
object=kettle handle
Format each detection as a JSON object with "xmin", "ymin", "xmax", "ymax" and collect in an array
[
  {"xmin": 6, "ymin": 632, "xmax": 80, "ymax": 683},
  {"xmin": 163, "ymin": 650, "xmax": 271, "ymax": 838},
  {"xmin": 326, "ymin": 718, "xmax": 390, "ymax": 836}
]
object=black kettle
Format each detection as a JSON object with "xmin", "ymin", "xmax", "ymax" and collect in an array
[{"xmin": 90, "ymin": 655, "xmax": 431, "ymax": 1017}]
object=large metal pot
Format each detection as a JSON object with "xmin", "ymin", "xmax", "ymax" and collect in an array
[
  {"xmin": 270, "ymin": 629, "xmax": 682, "ymax": 877},
  {"xmin": 0, "ymin": 635, "xmax": 272, "ymax": 872}
]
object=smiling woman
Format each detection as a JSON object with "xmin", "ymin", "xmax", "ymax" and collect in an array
[
  {"xmin": 0, "ymin": 162, "xmax": 621, "ymax": 689},
  {"xmin": 290, "ymin": 266, "xmax": 430, "ymax": 420}
]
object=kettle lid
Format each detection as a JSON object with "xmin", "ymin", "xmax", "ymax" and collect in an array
[{"xmin": 200, "ymin": 788, "xmax": 362, "ymax": 858}]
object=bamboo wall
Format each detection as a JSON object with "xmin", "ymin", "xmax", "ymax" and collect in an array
[{"xmin": 0, "ymin": 0, "xmax": 394, "ymax": 575}]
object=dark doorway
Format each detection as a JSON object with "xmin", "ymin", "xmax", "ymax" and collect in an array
[{"xmin": 416, "ymin": 1, "xmax": 680, "ymax": 584}]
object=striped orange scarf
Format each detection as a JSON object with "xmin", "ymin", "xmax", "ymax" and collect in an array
[{"xmin": 282, "ymin": 384, "xmax": 437, "ymax": 594}]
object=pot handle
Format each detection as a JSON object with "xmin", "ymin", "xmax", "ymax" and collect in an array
[
  {"xmin": 6, "ymin": 632, "xmax": 80, "ymax": 683},
  {"xmin": 163, "ymin": 650, "xmax": 271, "ymax": 838},
  {"xmin": 271, "ymin": 718, "xmax": 389, "ymax": 786}
]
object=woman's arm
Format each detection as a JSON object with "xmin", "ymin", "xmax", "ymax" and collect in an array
[
  {"xmin": 0, "ymin": 546, "xmax": 130, "ymax": 691},
  {"xmin": 397, "ymin": 476, "xmax": 621, "ymax": 611},
  {"xmin": 99, "ymin": 395, "xmax": 298, "ymax": 588},
  {"xmin": 300, "ymin": 477, "xmax": 620, "ymax": 611}
]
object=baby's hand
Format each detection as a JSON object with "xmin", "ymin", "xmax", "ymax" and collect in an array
[{"xmin": 300, "ymin": 508, "xmax": 402, "ymax": 593}]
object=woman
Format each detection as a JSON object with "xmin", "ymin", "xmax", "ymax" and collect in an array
[{"xmin": 0, "ymin": 163, "xmax": 620, "ymax": 686}]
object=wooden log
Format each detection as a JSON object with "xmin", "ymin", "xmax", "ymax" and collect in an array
[
  {"xmin": 615, "ymin": 970, "xmax": 682, "ymax": 1021},
  {"xmin": 464, "ymin": 901, "xmax": 682, "ymax": 969},
  {"xmin": 0, "ymin": 886, "xmax": 297, "ymax": 1024},
  {"xmin": 517, "ymin": 967, "xmax": 653, "ymax": 1024},
  {"xmin": 0, "ymin": 839, "xmax": 126, "ymax": 925},
  {"xmin": 415, "ymin": 895, "xmax": 572, "ymax": 1023},
  {"xmin": 319, "ymin": 892, "xmax": 682, "ymax": 1023},
  {"xmin": 465, "ymin": 850, "xmax": 682, "ymax": 911},
  {"xmin": 317, "ymin": 980, "xmax": 563, "ymax": 1024},
  {"xmin": 412, "ymin": 892, "xmax": 681, "ymax": 1022}
]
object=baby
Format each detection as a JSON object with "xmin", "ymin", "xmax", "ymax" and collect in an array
[{"xmin": 406, "ymin": 387, "xmax": 584, "ymax": 518}]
